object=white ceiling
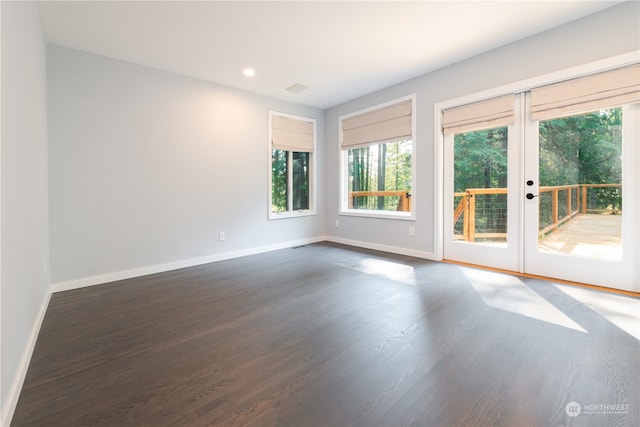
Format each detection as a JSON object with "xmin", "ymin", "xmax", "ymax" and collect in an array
[{"xmin": 37, "ymin": 1, "xmax": 624, "ymax": 109}]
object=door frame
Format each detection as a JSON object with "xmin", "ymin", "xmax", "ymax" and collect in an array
[{"xmin": 434, "ymin": 51, "xmax": 640, "ymax": 289}]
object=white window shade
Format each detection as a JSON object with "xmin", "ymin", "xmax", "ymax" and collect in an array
[
  {"xmin": 341, "ymin": 99, "xmax": 412, "ymax": 150},
  {"xmin": 531, "ymin": 63, "xmax": 640, "ymax": 121},
  {"xmin": 443, "ymin": 94, "xmax": 515, "ymax": 135},
  {"xmin": 272, "ymin": 115, "xmax": 314, "ymax": 152}
]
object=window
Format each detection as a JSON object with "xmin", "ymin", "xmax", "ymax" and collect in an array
[
  {"xmin": 340, "ymin": 96, "xmax": 415, "ymax": 218},
  {"xmin": 269, "ymin": 112, "xmax": 316, "ymax": 219}
]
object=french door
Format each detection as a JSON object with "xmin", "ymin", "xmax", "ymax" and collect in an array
[
  {"xmin": 443, "ymin": 71, "xmax": 639, "ymax": 292},
  {"xmin": 443, "ymin": 95, "xmax": 522, "ymax": 273},
  {"xmin": 522, "ymin": 101, "xmax": 638, "ymax": 290}
]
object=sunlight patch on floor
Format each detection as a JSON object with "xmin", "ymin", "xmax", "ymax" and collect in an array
[
  {"xmin": 462, "ymin": 268, "xmax": 586, "ymax": 333},
  {"xmin": 554, "ymin": 284, "xmax": 640, "ymax": 341},
  {"xmin": 341, "ymin": 258, "xmax": 416, "ymax": 286}
]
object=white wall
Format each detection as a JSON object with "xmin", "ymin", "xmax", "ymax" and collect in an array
[
  {"xmin": 324, "ymin": 1, "xmax": 640, "ymax": 256},
  {"xmin": 0, "ymin": 1, "xmax": 51, "ymax": 424},
  {"xmin": 47, "ymin": 46, "xmax": 325, "ymax": 287}
]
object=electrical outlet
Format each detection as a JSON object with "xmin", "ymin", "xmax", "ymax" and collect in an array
[
  {"xmin": 335, "ymin": 220, "xmax": 340, "ymax": 228},
  {"xmin": 408, "ymin": 227, "xmax": 415, "ymax": 236},
  {"xmin": 219, "ymin": 232, "xmax": 226, "ymax": 241}
]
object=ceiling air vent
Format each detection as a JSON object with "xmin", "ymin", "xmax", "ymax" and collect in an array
[{"xmin": 286, "ymin": 83, "xmax": 309, "ymax": 94}]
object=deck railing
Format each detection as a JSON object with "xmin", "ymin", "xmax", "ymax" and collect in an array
[
  {"xmin": 349, "ymin": 191, "xmax": 411, "ymax": 212},
  {"xmin": 453, "ymin": 183, "xmax": 621, "ymax": 242}
]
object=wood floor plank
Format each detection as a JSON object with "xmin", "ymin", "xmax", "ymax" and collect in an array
[{"xmin": 11, "ymin": 242, "xmax": 640, "ymax": 426}]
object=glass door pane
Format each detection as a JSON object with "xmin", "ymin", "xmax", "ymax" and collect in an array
[
  {"xmin": 537, "ymin": 108, "xmax": 622, "ymax": 261},
  {"xmin": 453, "ymin": 126, "xmax": 509, "ymax": 246}
]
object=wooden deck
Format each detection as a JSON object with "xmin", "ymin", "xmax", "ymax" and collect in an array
[{"xmin": 539, "ymin": 214, "xmax": 622, "ymax": 261}]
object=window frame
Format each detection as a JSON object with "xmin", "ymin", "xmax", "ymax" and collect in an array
[
  {"xmin": 268, "ymin": 111, "xmax": 317, "ymax": 220},
  {"xmin": 339, "ymin": 95, "xmax": 417, "ymax": 220}
]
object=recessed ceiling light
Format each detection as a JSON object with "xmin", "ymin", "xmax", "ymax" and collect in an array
[{"xmin": 243, "ymin": 68, "xmax": 255, "ymax": 77}]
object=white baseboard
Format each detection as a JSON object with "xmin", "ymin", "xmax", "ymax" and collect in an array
[
  {"xmin": 1, "ymin": 289, "xmax": 51, "ymax": 427},
  {"xmin": 51, "ymin": 235, "xmax": 438, "ymax": 294},
  {"xmin": 326, "ymin": 235, "xmax": 438, "ymax": 261},
  {"xmin": 51, "ymin": 236, "xmax": 326, "ymax": 293}
]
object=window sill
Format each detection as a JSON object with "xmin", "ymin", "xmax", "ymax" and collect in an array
[
  {"xmin": 269, "ymin": 210, "xmax": 316, "ymax": 220},
  {"xmin": 340, "ymin": 209, "xmax": 415, "ymax": 221}
]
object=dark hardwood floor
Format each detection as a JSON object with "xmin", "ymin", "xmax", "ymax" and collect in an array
[{"xmin": 11, "ymin": 242, "xmax": 640, "ymax": 426}]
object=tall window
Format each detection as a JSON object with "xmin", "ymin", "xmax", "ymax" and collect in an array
[
  {"xmin": 340, "ymin": 96, "xmax": 415, "ymax": 218},
  {"xmin": 269, "ymin": 112, "xmax": 316, "ymax": 218}
]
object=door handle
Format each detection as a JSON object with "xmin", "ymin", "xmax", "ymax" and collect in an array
[{"xmin": 526, "ymin": 193, "xmax": 539, "ymax": 200}]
